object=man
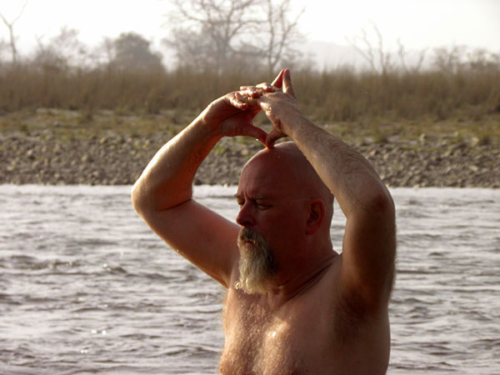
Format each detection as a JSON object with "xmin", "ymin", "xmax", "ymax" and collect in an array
[{"xmin": 131, "ymin": 69, "xmax": 396, "ymax": 374}]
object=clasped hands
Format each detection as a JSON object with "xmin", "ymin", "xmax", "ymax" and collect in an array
[{"xmin": 206, "ymin": 69, "xmax": 298, "ymax": 149}]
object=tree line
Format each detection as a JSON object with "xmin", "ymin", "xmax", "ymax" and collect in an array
[
  {"xmin": 0, "ymin": 1, "xmax": 499, "ymax": 122},
  {"xmin": 0, "ymin": 0, "xmax": 304, "ymax": 74}
]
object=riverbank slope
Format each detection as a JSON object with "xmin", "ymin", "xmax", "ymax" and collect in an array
[{"xmin": 1, "ymin": 109, "xmax": 499, "ymax": 188}]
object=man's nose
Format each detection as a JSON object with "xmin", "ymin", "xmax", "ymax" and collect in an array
[{"xmin": 236, "ymin": 203, "xmax": 255, "ymax": 227}]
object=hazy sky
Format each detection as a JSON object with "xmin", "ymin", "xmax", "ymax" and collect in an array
[{"xmin": 1, "ymin": 0, "xmax": 499, "ymax": 58}]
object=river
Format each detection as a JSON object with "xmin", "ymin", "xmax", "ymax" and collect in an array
[{"xmin": 0, "ymin": 185, "xmax": 499, "ymax": 374}]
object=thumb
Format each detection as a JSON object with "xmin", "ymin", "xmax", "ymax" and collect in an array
[
  {"xmin": 282, "ymin": 69, "xmax": 295, "ymax": 98},
  {"xmin": 265, "ymin": 128, "xmax": 285, "ymax": 149}
]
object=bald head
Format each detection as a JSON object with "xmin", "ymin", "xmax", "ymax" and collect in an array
[{"xmin": 242, "ymin": 142, "xmax": 334, "ymax": 215}]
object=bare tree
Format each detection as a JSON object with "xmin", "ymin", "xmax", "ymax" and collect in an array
[
  {"xmin": 397, "ymin": 39, "xmax": 427, "ymax": 74},
  {"xmin": 89, "ymin": 37, "xmax": 115, "ymax": 69},
  {"xmin": 33, "ymin": 27, "xmax": 89, "ymax": 73},
  {"xmin": 165, "ymin": 0, "xmax": 304, "ymax": 73},
  {"xmin": 346, "ymin": 22, "xmax": 394, "ymax": 74},
  {"xmin": 167, "ymin": 0, "xmax": 260, "ymax": 72},
  {"xmin": 465, "ymin": 48, "xmax": 500, "ymax": 72},
  {"xmin": 0, "ymin": 38, "xmax": 8, "ymax": 62},
  {"xmin": 167, "ymin": 27, "xmax": 216, "ymax": 71},
  {"xmin": 432, "ymin": 45, "xmax": 500, "ymax": 74},
  {"xmin": 0, "ymin": 1, "xmax": 28, "ymax": 64},
  {"xmin": 348, "ymin": 22, "xmax": 430, "ymax": 74},
  {"xmin": 260, "ymin": 0, "xmax": 304, "ymax": 74},
  {"xmin": 346, "ymin": 24, "xmax": 377, "ymax": 72},
  {"xmin": 111, "ymin": 32, "xmax": 164, "ymax": 73},
  {"xmin": 433, "ymin": 45, "xmax": 467, "ymax": 73}
]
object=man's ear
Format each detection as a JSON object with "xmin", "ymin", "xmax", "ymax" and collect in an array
[{"xmin": 305, "ymin": 200, "xmax": 325, "ymax": 235}]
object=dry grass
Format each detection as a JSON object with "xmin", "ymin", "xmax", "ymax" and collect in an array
[{"xmin": 0, "ymin": 57, "xmax": 499, "ymax": 145}]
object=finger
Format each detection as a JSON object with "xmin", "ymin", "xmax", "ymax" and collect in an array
[
  {"xmin": 236, "ymin": 92, "xmax": 263, "ymax": 110},
  {"xmin": 240, "ymin": 88, "xmax": 261, "ymax": 99},
  {"xmin": 240, "ymin": 86, "xmax": 266, "ymax": 97},
  {"xmin": 265, "ymin": 128, "xmax": 285, "ymax": 149},
  {"xmin": 282, "ymin": 69, "xmax": 295, "ymax": 98},
  {"xmin": 256, "ymin": 82, "xmax": 274, "ymax": 92},
  {"xmin": 235, "ymin": 91, "xmax": 251, "ymax": 103},
  {"xmin": 239, "ymin": 124, "xmax": 268, "ymax": 145},
  {"xmin": 271, "ymin": 69, "xmax": 285, "ymax": 89},
  {"xmin": 234, "ymin": 92, "xmax": 259, "ymax": 109},
  {"xmin": 229, "ymin": 92, "xmax": 248, "ymax": 110}
]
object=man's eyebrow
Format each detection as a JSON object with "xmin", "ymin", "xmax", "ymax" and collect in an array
[{"xmin": 233, "ymin": 194, "xmax": 269, "ymax": 200}]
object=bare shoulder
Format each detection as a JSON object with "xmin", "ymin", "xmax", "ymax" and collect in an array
[
  {"xmin": 289, "ymin": 258, "xmax": 391, "ymax": 373},
  {"xmin": 314, "ymin": 257, "xmax": 391, "ymax": 373},
  {"xmin": 325, "ymin": 255, "xmax": 391, "ymax": 343}
]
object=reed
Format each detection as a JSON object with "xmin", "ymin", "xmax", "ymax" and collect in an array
[{"xmin": 0, "ymin": 52, "xmax": 498, "ymax": 125}]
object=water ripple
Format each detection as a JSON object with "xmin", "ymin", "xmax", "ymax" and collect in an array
[{"xmin": 1, "ymin": 186, "xmax": 499, "ymax": 374}]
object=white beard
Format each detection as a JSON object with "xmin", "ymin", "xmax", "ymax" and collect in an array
[{"xmin": 235, "ymin": 227, "xmax": 276, "ymax": 295}]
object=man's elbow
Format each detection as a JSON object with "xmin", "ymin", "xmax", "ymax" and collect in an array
[
  {"xmin": 358, "ymin": 184, "xmax": 395, "ymax": 221},
  {"xmin": 370, "ymin": 188, "xmax": 395, "ymax": 218},
  {"xmin": 131, "ymin": 179, "xmax": 192, "ymax": 217},
  {"xmin": 131, "ymin": 181, "xmax": 147, "ymax": 216},
  {"xmin": 130, "ymin": 178, "xmax": 157, "ymax": 218}
]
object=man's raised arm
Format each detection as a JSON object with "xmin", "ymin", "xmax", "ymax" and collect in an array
[
  {"xmin": 246, "ymin": 69, "xmax": 396, "ymax": 310},
  {"xmin": 131, "ymin": 92, "xmax": 266, "ymax": 287}
]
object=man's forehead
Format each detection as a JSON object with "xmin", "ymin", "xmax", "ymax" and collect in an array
[
  {"xmin": 238, "ymin": 159, "xmax": 300, "ymax": 199},
  {"xmin": 236, "ymin": 171, "xmax": 282, "ymax": 197}
]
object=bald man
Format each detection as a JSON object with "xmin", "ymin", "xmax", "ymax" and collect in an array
[{"xmin": 131, "ymin": 69, "xmax": 396, "ymax": 374}]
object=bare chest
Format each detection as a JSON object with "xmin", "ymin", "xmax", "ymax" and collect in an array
[{"xmin": 219, "ymin": 292, "xmax": 331, "ymax": 375}]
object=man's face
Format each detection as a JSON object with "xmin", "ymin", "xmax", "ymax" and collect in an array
[{"xmin": 234, "ymin": 153, "xmax": 308, "ymax": 293}]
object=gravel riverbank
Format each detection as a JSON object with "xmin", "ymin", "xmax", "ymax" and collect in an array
[{"xmin": 1, "ymin": 125, "xmax": 499, "ymax": 188}]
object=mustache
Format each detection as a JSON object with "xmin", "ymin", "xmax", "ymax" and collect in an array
[
  {"xmin": 238, "ymin": 227, "xmax": 264, "ymax": 244},
  {"xmin": 237, "ymin": 227, "xmax": 276, "ymax": 272}
]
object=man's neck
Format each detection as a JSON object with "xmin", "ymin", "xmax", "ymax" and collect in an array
[{"xmin": 267, "ymin": 249, "xmax": 338, "ymax": 303}]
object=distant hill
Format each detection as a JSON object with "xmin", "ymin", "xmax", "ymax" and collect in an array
[
  {"xmin": 298, "ymin": 40, "xmax": 369, "ymax": 70},
  {"xmin": 297, "ymin": 40, "xmax": 434, "ymax": 71}
]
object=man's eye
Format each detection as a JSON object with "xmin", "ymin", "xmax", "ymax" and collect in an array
[{"xmin": 256, "ymin": 202, "xmax": 271, "ymax": 209}]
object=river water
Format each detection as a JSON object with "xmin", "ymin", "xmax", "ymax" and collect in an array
[{"xmin": 0, "ymin": 185, "xmax": 499, "ymax": 375}]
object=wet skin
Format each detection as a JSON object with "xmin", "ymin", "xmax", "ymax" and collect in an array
[
  {"xmin": 220, "ymin": 150, "xmax": 391, "ymax": 374},
  {"xmin": 220, "ymin": 259, "xmax": 391, "ymax": 375},
  {"xmin": 131, "ymin": 70, "xmax": 396, "ymax": 375}
]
